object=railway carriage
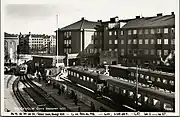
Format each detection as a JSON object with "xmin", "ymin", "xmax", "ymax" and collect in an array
[
  {"xmin": 108, "ymin": 65, "xmax": 175, "ymax": 92},
  {"xmin": 14, "ymin": 64, "xmax": 28, "ymax": 76},
  {"xmin": 128, "ymin": 67, "xmax": 175, "ymax": 92},
  {"xmin": 105, "ymin": 78, "xmax": 175, "ymax": 112},
  {"xmin": 67, "ymin": 67, "xmax": 112, "ymax": 92}
]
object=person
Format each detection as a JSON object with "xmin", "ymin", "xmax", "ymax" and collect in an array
[
  {"xmin": 58, "ymin": 88, "xmax": 61, "ymax": 95},
  {"xmin": 37, "ymin": 71, "xmax": 41, "ymax": 82}
]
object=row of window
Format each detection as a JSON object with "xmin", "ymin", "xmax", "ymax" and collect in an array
[
  {"xmin": 64, "ymin": 40, "xmax": 72, "ymax": 44},
  {"xmin": 122, "ymin": 39, "xmax": 175, "ymax": 45},
  {"xmin": 124, "ymin": 28, "xmax": 175, "ymax": 35},
  {"xmin": 64, "ymin": 48, "xmax": 71, "ymax": 53},
  {"xmin": 64, "ymin": 32, "xmax": 72, "ymax": 38},
  {"xmin": 109, "ymin": 39, "xmax": 118, "ymax": 44},
  {"xmin": 120, "ymin": 49, "xmax": 172, "ymax": 56},
  {"xmin": 130, "ymin": 72, "xmax": 174, "ymax": 86},
  {"xmin": 68, "ymin": 71, "xmax": 96, "ymax": 83},
  {"xmin": 109, "ymin": 48, "xmax": 118, "ymax": 52}
]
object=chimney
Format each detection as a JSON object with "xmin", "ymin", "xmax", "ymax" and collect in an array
[
  {"xmin": 81, "ymin": 17, "xmax": 85, "ymax": 20},
  {"xmin": 171, "ymin": 12, "xmax": 174, "ymax": 15},
  {"xmin": 29, "ymin": 32, "xmax": 31, "ymax": 35},
  {"xmin": 136, "ymin": 16, "xmax": 140, "ymax": 19},
  {"xmin": 157, "ymin": 13, "xmax": 162, "ymax": 16}
]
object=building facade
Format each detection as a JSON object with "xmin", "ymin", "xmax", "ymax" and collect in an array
[
  {"xmin": 118, "ymin": 13, "xmax": 175, "ymax": 68},
  {"xmin": 18, "ymin": 32, "xmax": 30, "ymax": 54},
  {"xmin": 94, "ymin": 17, "xmax": 119, "ymax": 65},
  {"xmin": 56, "ymin": 17, "xmax": 100, "ymax": 66},
  {"xmin": 4, "ymin": 32, "xmax": 19, "ymax": 63}
]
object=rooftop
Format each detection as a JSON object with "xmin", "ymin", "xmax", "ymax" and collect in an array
[
  {"xmin": 4, "ymin": 32, "xmax": 18, "ymax": 38},
  {"xmin": 60, "ymin": 17, "xmax": 100, "ymax": 31},
  {"xmin": 122, "ymin": 13, "xmax": 175, "ymax": 29}
]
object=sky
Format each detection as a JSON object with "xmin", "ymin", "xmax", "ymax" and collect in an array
[{"xmin": 3, "ymin": 0, "xmax": 179, "ymax": 35}]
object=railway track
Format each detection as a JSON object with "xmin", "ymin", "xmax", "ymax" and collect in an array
[
  {"xmin": 20, "ymin": 75, "xmax": 68, "ymax": 112},
  {"xmin": 12, "ymin": 77, "xmax": 33, "ymax": 112}
]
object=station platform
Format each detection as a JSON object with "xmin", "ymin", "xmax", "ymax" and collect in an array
[{"xmin": 31, "ymin": 78, "xmax": 91, "ymax": 112}]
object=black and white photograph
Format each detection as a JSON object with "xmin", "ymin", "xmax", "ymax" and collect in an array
[{"xmin": 1, "ymin": 0, "xmax": 179, "ymax": 116}]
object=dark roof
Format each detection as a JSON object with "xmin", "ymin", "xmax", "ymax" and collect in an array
[
  {"xmin": 4, "ymin": 32, "xmax": 18, "ymax": 37},
  {"xmin": 31, "ymin": 34, "xmax": 50, "ymax": 38},
  {"xmin": 60, "ymin": 18, "xmax": 100, "ymax": 31},
  {"xmin": 122, "ymin": 14, "xmax": 175, "ymax": 29}
]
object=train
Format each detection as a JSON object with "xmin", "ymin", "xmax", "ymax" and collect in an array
[
  {"xmin": 67, "ymin": 66, "xmax": 175, "ymax": 112},
  {"xmin": 109, "ymin": 65, "xmax": 175, "ymax": 92},
  {"xmin": 14, "ymin": 63, "xmax": 28, "ymax": 76}
]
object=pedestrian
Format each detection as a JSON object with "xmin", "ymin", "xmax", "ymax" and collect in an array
[
  {"xmin": 58, "ymin": 88, "xmax": 61, "ymax": 95},
  {"xmin": 78, "ymin": 106, "xmax": 81, "ymax": 112}
]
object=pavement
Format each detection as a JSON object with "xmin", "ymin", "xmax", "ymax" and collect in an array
[
  {"xmin": 31, "ymin": 77, "xmax": 91, "ymax": 112},
  {"xmin": 4, "ymin": 75, "xmax": 23, "ymax": 112}
]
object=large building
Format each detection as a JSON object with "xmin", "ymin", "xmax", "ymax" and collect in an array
[
  {"xmin": 94, "ymin": 17, "xmax": 119, "ymax": 66},
  {"xmin": 19, "ymin": 32, "xmax": 56, "ymax": 55},
  {"xmin": 56, "ymin": 17, "xmax": 100, "ymax": 66},
  {"xmin": 4, "ymin": 32, "xmax": 19, "ymax": 63},
  {"xmin": 118, "ymin": 13, "xmax": 175, "ymax": 68}
]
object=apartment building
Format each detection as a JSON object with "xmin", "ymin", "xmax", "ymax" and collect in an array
[
  {"xmin": 118, "ymin": 13, "xmax": 175, "ymax": 68},
  {"xmin": 56, "ymin": 17, "xmax": 100, "ymax": 66}
]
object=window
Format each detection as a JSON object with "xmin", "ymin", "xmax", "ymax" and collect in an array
[
  {"xmin": 109, "ymin": 40, "xmax": 112, "ymax": 44},
  {"xmin": 164, "ymin": 50, "xmax": 168, "ymax": 56},
  {"xmin": 64, "ymin": 32, "xmax": 66, "ymax": 36},
  {"xmin": 133, "ymin": 30, "xmax": 137, "ymax": 34},
  {"xmin": 145, "ymin": 29, "xmax": 149, "ymax": 34},
  {"xmin": 139, "ymin": 29, "xmax": 143, "ymax": 34},
  {"xmin": 87, "ymin": 77, "xmax": 89, "ymax": 81},
  {"xmin": 171, "ymin": 39, "xmax": 175, "ymax": 44},
  {"xmin": 139, "ymin": 39, "xmax": 143, "ymax": 44},
  {"xmin": 164, "ymin": 28, "xmax": 168, "ymax": 33},
  {"xmin": 133, "ymin": 49, "xmax": 137, "ymax": 56},
  {"xmin": 171, "ymin": 28, "xmax": 175, "ymax": 33},
  {"xmin": 164, "ymin": 39, "xmax": 168, "ymax": 44},
  {"xmin": 151, "ymin": 39, "xmax": 155, "ymax": 44},
  {"xmin": 109, "ymin": 31, "xmax": 112, "ymax": 36},
  {"xmin": 138, "ymin": 49, "xmax": 143, "ymax": 55},
  {"xmin": 157, "ymin": 78, "xmax": 161, "ymax": 82},
  {"xmin": 157, "ymin": 50, "xmax": 161, "ymax": 55},
  {"xmin": 151, "ymin": 29, "xmax": 155, "ymax": 34},
  {"xmin": 114, "ymin": 31, "xmax": 117, "ymax": 35},
  {"xmin": 121, "ymin": 40, "xmax": 124, "ymax": 44},
  {"xmin": 133, "ymin": 39, "xmax": 137, "ymax": 44},
  {"xmin": 121, "ymin": 49, "xmax": 124, "ymax": 56},
  {"xmin": 150, "ymin": 49, "xmax": 155, "ymax": 55},
  {"xmin": 157, "ymin": 39, "xmax": 161, "ymax": 44},
  {"xmin": 94, "ymin": 48, "xmax": 97, "ymax": 53},
  {"xmin": 128, "ymin": 39, "xmax": 132, "ymax": 44},
  {"xmin": 114, "ymin": 86, "xmax": 119, "ymax": 93},
  {"xmin": 94, "ymin": 32, "xmax": 97, "ymax": 35},
  {"xmin": 115, "ymin": 40, "xmax": 118, "ymax": 44},
  {"xmin": 90, "ymin": 78, "xmax": 93, "ymax": 82},
  {"xmin": 109, "ymin": 48, "xmax": 112, "ymax": 51},
  {"xmin": 128, "ymin": 49, "xmax": 132, "ymax": 54},
  {"xmin": 114, "ymin": 48, "xmax": 117, "ymax": 51},
  {"xmin": 128, "ymin": 30, "xmax": 131, "ymax": 35},
  {"xmin": 169, "ymin": 80, "xmax": 174, "ymax": 86},
  {"xmin": 99, "ymin": 48, "xmax": 101, "ymax": 52},
  {"xmin": 120, "ymin": 31, "xmax": 124, "ymax": 35},
  {"xmin": 144, "ymin": 49, "xmax": 149, "ymax": 55},
  {"xmin": 77, "ymin": 73, "xmax": 79, "ymax": 77},
  {"xmin": 157, "ymin": 28, "xmax": 161, "ymax": 33},
  {"xmin": 145, "ymin": 39, "xmax": 149, "ymax": 44}
]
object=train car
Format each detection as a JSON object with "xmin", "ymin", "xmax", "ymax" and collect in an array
[
  {"xmin": 67, "ymin": 67, "xmax": 112, "ymax": 92},
  {"xmin": 14, "ymin": 64, "xmax": 28, "ymax": 76},
  {"xmin": 108, "ymin": 65, "xmax": 129, "ymax": 79},
  {"xmin": 128, "ymin": 67, "xmax": 175, "ymax": 92},
  {"xmin": 105, "ymin": 78, "xmax": 175, "ymax": 112}
]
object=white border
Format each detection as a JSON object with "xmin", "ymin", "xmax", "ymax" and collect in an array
[{"xmin": 1, "ymin": 0, "xmax": 179, "ymax": 116}]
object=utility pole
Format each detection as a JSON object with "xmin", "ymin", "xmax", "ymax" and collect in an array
[
  {"xmin": 136, "ymin": 65, "xmax": 139, "ymax": 111},
  {"xmin": 56, "ymin": 14, "xmax": 59, "ymax": 73}
]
